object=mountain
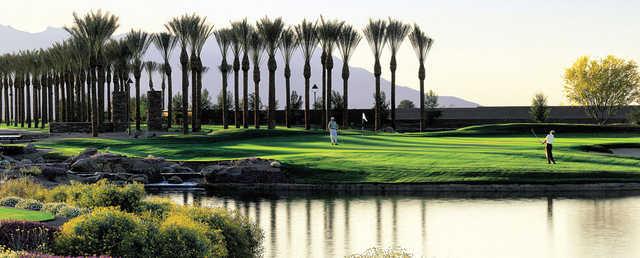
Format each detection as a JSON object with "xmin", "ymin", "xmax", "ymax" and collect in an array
[{"xmin": 0, "ymin": 25, "xmax": 480, "ymax": 108}]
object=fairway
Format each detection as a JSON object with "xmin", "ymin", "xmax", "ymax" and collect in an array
[
  {"xmin": 36, "ymin": 125, "xmax": 640, "ymax": 183},
  {"xmin": 0, "ymin": 207, "xmax": 55, "ymax": 222}
]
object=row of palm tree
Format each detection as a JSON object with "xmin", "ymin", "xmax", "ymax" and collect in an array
[{"xmin": 0, "ymin": 11, "xmax": 435, "ymax": 136}]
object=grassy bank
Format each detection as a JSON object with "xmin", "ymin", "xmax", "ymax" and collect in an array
[
  {"xmin": 36, "ymin": 124, "xmax": 640, "ymax": 183},
  {"xmin": 0, "ymin": 207, "xmax": 54, "ymax": 222}
]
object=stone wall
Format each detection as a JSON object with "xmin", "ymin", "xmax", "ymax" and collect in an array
[
  {"xmin": 112, "ymin": 91, "xmax": 128, "ymax": 132},
  {"xmin": 146, "ymin": 90, "xmax": 163, "ymax": 131},
  {"xmin": 50, "ymin": 122, "xmax": 117, "ymax": 133}
]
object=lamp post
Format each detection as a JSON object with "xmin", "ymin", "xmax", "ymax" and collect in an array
[{"xmin": 312, "ymin": 84, "xmax": 318, "ymax": 110}]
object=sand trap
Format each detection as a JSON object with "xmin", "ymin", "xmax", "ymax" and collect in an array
[{"xmin": 610, "ymin": 148, "xmax": 640, "ymax": 158}]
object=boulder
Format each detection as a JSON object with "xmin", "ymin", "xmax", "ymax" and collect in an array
[
  {"xmin": 23, "ymin": 143, "xmax": 37, "ymax": 153},
  {"xmin": 20, "ymin": 159, "xmax": 33, "ymax": 165},
  {"xmin": 67, "ymin": 148, "xmax": 99, "ymax": 164},
  {"xmin": 200, "ymin": 165, "xmax": 226, "ymax": 175},
  {"xmin": 41, "ymin": 165, "xmax": 68, "ymax": 178},
  {"xmin": 70, "ymin": 158, "xmax": 99, "ymax": 172},
  {"xmin": 204, "ymin": 158, "xmax": 289, "ymax": 184},
  {"xmin": 131, "ymin": 175, "xmax": 149, "ymax": 184},
  {"xmin": 270, "ymin": 161, "xmax": 281, "ymax": 168},
  {"xmin": 167, "ymin": 175, "xmax": 183, "ymax": 184}
]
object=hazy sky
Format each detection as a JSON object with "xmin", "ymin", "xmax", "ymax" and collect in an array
[{"xmin": 1, "ymin": 0, "xmax": 639, "ymax": 106}]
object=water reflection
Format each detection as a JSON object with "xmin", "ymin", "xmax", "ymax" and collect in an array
[{"xmin": 153, "ymin": 191, "xmax": 640, "ymax": 258}]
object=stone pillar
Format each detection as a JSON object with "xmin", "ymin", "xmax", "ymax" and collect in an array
[
  {"xmin": 147, "ymin": 90, "xmax": 163, "ymax": 131},
  {"xmin": 112, "ymin": 91, "xmax": 128, "ymax": 132}
]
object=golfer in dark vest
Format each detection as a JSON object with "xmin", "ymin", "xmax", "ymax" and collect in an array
[{"xmin": 542, "ymin": 130, "xmax": 556, "ymax": 164}]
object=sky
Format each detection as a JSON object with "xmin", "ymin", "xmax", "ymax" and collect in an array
[{"xmin": 0, "ymin": 0, "xmax": 639, "ymax": 106}]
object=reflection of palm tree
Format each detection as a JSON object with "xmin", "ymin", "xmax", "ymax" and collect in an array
[
  {"xmin": 124, "ymin": 30, "xmax": 151, "ymax": 132},
  {"xmin": 294, "ymin": 20, "xmax": 318, "ymax": 130},
  {"xmin": 249, "ymin": 31, "xmax": 265, "ymax": 128},
  {"xmin": 363, "ymin": 19, "xmax": 388, "ymax": 131},
  {"xmin": 165, "ymin": 15, "xmax": 193, "ymax": 134},
  {"xmin": 386, "ymin": 19, "xmax": 411, "ymax": 130},
  {"xmin": 337, "ymin": 24, "xmax": 361, "ymax": 128},
  {"xmin": 279, "ymin": 28, "xmax": 297, "ymax": 128},
  {"xmin": 408, "ymin": 24, "xmax": 434, "ymax": 131},
  {"xmin": 214, "ymin": 28, "xmax": 232, "ymax": 129},
  {"xmin": 153, "ymin": 32, "xmax": 177, "ymax": 128},
  {"xmin": 318, "ymin": 17, "xmax": 344, "ymax": 129},
  {"xmin": 256, "ymin": 17, "xmax": 285, "ymax": 129}
]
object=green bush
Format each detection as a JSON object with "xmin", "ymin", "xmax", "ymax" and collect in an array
[
  {"xmin": 42, "ymin": 202, "xmax": 67, "ymax": 215},
  {"xmin": 154, "ymin": 214, "xmax": 223, "ymax": 258},
  {"xmin": 18, "ymin": 166, "xmax": 42, "ymax": 177},
  {"xmin": 0, "ymin": 196, "xmax": 23, "ymax": 208},
  {"xmin": 42, "ymin": 202, "xmax": 85, "ymax": 219},
  {"xmin": 0, "ymin": 179, "xmax": 47, "ymax": 201},
  {"xmin": 14, "ymin": 199, "xmax": 43, "ymax": 211},
  {"xmin": 183, "ymin": 206, "xmax": 263, "ymax": 258},
  {"xmin": 48, "ymin": 180, "xmax": 144, "ymax": 212},
  {"xmin": 135, "ymin": 197, "xmax": 175, "ymax": 219},
  {"xmin": 54, "ymin": 207, "xmax": 150, "ymax": 257}
]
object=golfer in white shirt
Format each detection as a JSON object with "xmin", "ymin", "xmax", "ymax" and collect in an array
[
  {"xmin": 542, "ymin": 130, "xmax": 556, "ymax": 164},
  {"xmin": 328, "ymin": 117, "xmax": 339, "ymax": 145}
]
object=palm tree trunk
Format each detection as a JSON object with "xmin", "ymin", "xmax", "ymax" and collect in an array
[
  {"xmin": 222, "ymin": 63, "xmax": 229, "ymax": 129},
  {"xmin": 326, "ymin": 55, "xmax": 333, "ymax": 127},
  {"xmin": 242, "ymin": 54, "xmax": 249, "ymax": 128},
  {"xmin": 41, "ymin": 75, "xmax": 48, "ymax": 128},
  {"xmin": 180, "ymin": 48, "xmax": 189, "ymax": 134},
  {"xmin": 196, "ymin": 68, "xmax": 203, "ymax": 131},
  {"xmin": 374, "ymin": 58, "xmax": 382, "ymax": 131},
  {"xmin": 342, "ymin": 65, "xmax": 350, "ymax": 128},
  {"xmin": 304, "ymin": 62, "xmax": 311, "ymax": 130},
  {"xmin": 321, "ymin": 51, "xmax": 327, "ymax": 129},
  {"xmin": 253, "ymin": 65, "xmax": 261, "ymax": 129},
  {"xmin": 0, "ymin": 76, "xmax": 3, "ymax": 125},
  {"xmin": 34, "ymin": 78, "xmax": 39, "ymax": 128},
  {"xmin": 267, "ymin": 56, "xmax": 276, "ymax": 129},
  {"xmin": 284, "ymin": 64, "xmax": 291, "ymax": 128},
  {"xmin": 26, "ymin": 74, "xmax": 31, "ymax": 128},
  {"xmin": 233, "ymin": 57, "xmax": 240, "ymax": 128},
  {"xmin": 53, "ymin": 75, "xmax": 59, "ymax": 122},
  {"xmin": 419, "ymin": 62, "xmax": 425, "ymax": 132},
  {"xmin": 106, "ymin": 67, "xmax": 112, "ymax": 122},
  {"xmin": 3, "ymin": 77, "xmax": 9, "ymax": 125},
  {"xmin": 390, "ymin": 55, "xmax": 397, "ymax": 130},
  {"xmin": 70, "ymin": 74, "xmax": 76, "ymax": 121},
  {"xmin": 98, "ymin": 65, "xmax": 105, "ymax": 129},
  {"xmin": 91, "ymin": 67, "xmax": 99, "ymax": 137},
  {"xmin": 134, "ymin": 70, "xmax": 141, "ymax": 132},
  {"xmin": 191, "ymin": 58, "xmax": 198, "ymax": 133},
  {"xmin": 166, "ymin": 69, "xmax": 173, "ymax": 129}
]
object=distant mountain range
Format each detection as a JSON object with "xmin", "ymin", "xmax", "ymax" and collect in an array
[{"xmin": 0, "ymin": 25, "xmax": 480, "ymax": 108}]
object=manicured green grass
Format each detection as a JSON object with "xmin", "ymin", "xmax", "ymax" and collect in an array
[
  {"xmin": 0, "ymin": 207, "xmax": 55, "ymax": 222},
  {"xmin": 36, "ymin": 124, "xmax": 640, "ymax": 183}
]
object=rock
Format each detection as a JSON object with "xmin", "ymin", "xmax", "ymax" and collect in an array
[
  {"xmin": 70, "ymin": 158, "xmax": 99, "ymax": 172},
  {"xmin": 167, "ymin": 175, "xmax": 183, "ymax": 184},
  {"xmin": 200, "ymin": 165, "xmax": 226, "ymax": 175},
  {"xmin": 67, "ymin": 148, "xmax": 99, "ymax": 163},
  {"xmin": 382, "ymin": 126, "xmax": 396, "ymax": 133},
  {"xmin": 270, "ymin": 161, "xmax": 281, "ymax": 168},
  {"xmin": 131, "ymin": 175, "xmax": 148, "ymax": 184},
  {"xmin": 20, "ymin": 159, "xmax": 33, "ymax": 165},
  {"xmin": 0, "ymin": 155, "xmax": 16, "ymax": 162},
  {"xmin": 24, "ymin": 144, "xmax": 37, "ymax": 153},
  {"xmin": 41, "ymin": 166, "xmax": 68, "ymax": 178},
  {"xmin": 0, "ymin": 160, "xmax": 10, "ymax": 168},
  {"xmin": 160, "ymin": 167, "xmax": 176, "ymax": 174},
  {"xmin": 173, "ymin": 166, "xmax": 194, "ymax": 174}
]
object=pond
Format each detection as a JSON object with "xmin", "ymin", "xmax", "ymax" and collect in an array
[{"xmin": 150, "ymin": 190, "xmax": 640, "ymax": 258}]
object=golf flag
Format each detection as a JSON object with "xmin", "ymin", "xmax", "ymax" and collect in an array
[{"xmin": 362, "ymin": 113, "xmax": 368, "ymax": 122}]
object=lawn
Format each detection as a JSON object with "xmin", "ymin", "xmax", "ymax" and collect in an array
[
  {"xmin": 36, "ymin": 124, "xmax": 640, "ymax": 183},
  {"xmin": 0, "ymin": 207, "xmax": 55, "ymax": 222}
]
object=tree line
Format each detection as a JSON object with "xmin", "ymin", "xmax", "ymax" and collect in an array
[{"xmin": 0, "ymin": 11, "xmax": 435, "ymax": 136}]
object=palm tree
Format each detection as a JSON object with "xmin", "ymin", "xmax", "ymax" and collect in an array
[
  {"xmin": 294, "ymin": 20, "xmax": 318, "ymax": 130},
  {"xmin": 153, "ymin": 32, "xmax": 177, "ymax": 129},
  {"xmin": 231, "ymin": 19, "xmax": 254, "ymax": 129},
  {"xmin": 124, "ymin": 29, "xmax": 151, "ymax": 132},
  {"xmin": 256, "ymin": 17, "xmax": 285, "ymax": 129},
  {"xmin": 363, "ymin": 19, "xmax": 388, "ymax": 131},
  {"xmin": 317, "ymin": 17, "xmax": 344, "ymax": 129},
  {"xmin": 165, "ymin": 15, "xmax": 192, "ymax": 134},
  {"xmin": 385, "ymin": 18, "xmax": 411, "ymax": 130},
  {"xmin": 187, "ymin": 15, "xmax": 214, "ymax": 132},
  {"xmin": 228, "ymin": 23, "xmax": 242, "ymax": 128},
  {"xmin": 408, "ymin": 24, "xmax": 434, "ymax": 132},
  {"xmin": 214, "ymin": 28, "xmax": 232, "ymax": 129},
  {"xmin": 144, "ymin": 61, "xmax": 158, "ymax": 91},
  {"xmin": 104, "ymin": 40, "xmax": 120, "ymax": 122},
  {"xmin": 65, "ymin": 10, "xmax": 119, "ymax": 136},
  {"xmin": 249, "ymin": 31, "xmax": 264, "ymax": 129},
  {"xmin": 337, "ymin": 24, "xmax": 362, "ymax": 128},
  {"xmin": 279, "ymin": 28, "xmax": 297, "ymax": 128}
]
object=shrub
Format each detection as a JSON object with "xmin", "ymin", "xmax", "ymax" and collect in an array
[
  {"xmin": 18, "ymin": 166, "xmax": 42, "ymax": 177},
  {"xmin": 0, "ymin": 220, "xmax": 58, "ymax": 252},
  {"xmin": 628, "ymin": 107, "xmax": 640, "ymax": 125},
  {"xmin": 42, "ymin": 202, "xmax": 67, "ymax": 215},
  {"xmin": 56, "ymin": 206, "xmax": 84, "ymax": 219},
  {"xmin": 48, "ymin": 180, "xmax": 145, "ymax": 212},
  {"xmin": 347, "ymin": 247, "xmax": 414, "ymax": 258},
  {"xmin": 14, "ymin": 199, "xmax": 43, "ymax": 211},
  {"xmin": 135, "ymin": 197, "xmax": 175, "ymax": 219},
  {"xmin": 154, "ymin": 214, "xmax": 220, "ymax": 258},
  {"xmin": 182, "ymin": 206, "xmax": 263, "ymax": 258},
  {"xmin": 0, "ymin": 178, "xmax": 48, "ymax": 200},
  {"xmin": 54, "ymin": 207, "xmax": 150, "ymax": 257},
  {"xmin": 0, "ymin": 196, "xmax": 23, "ymax": 208}
]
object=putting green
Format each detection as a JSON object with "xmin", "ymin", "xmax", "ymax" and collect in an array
[
  {"xmin": 37, "ymin": 124, "xmax": 640, "ymax": 183},
  {"xmin": 0, "ymin": 207, "xmax": 55, "ymax": 222}
]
